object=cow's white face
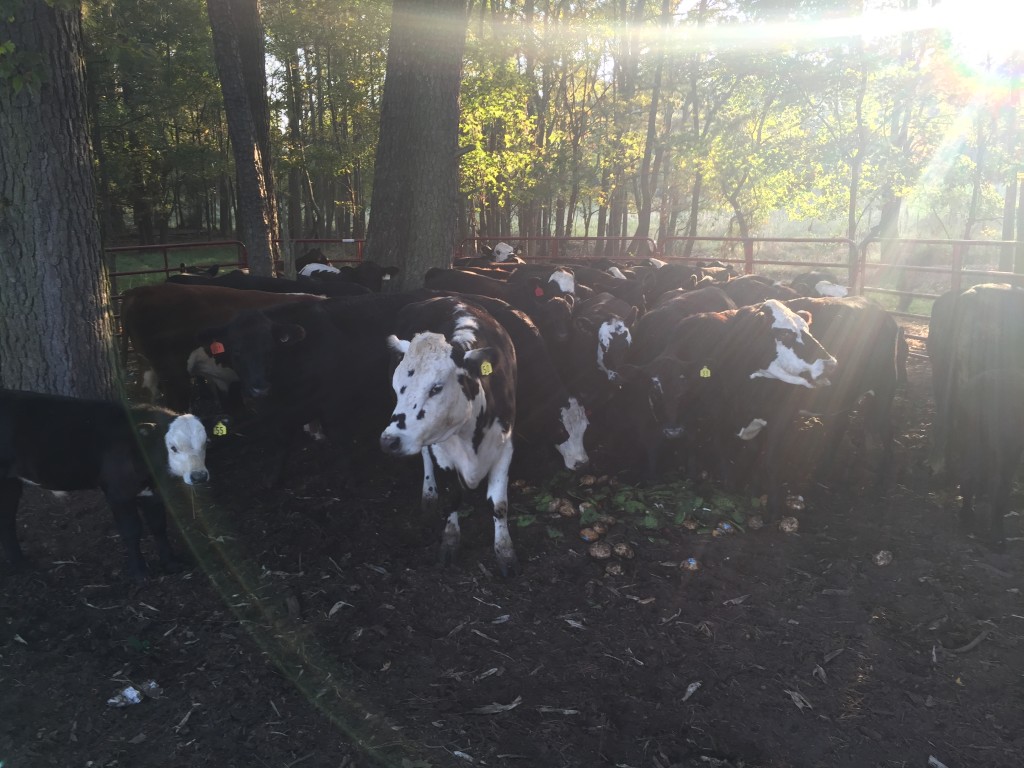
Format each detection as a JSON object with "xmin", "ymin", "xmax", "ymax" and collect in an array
[
  {"xmin": 750, "ymin": 300, "xmax": 836, "ymax": 389},
  {"xmin": 548, "ymin": 268, "xmax": 575, "ymax": 294},
  {"xmin": 381, "ymin": 332, "xmax": 481, "ymax": 456},
  {"xmin": 493, "ymin": 242, "xmax": 515, "ymax": 262},
  {"xmin": 165, "ymin": 415, "xmax": 209, "ymax": 484},
  {"xmin": 597, "ymin": 319, "xmax": 631, "ymax": 381},
  {"xmin": 556, "ymin": 397, "xmax": 589, "ymax": 470},
  {"xmin": 815, "ymin": 280, "xmax": 848, "ymax": 297},
  {"xmin": 299, "ymin": 262, "xmax": 340, "ymax": 276}
]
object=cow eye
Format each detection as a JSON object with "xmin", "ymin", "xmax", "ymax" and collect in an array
[
  {"xmin": 429, "ymin": 383, "xmax": 444, "ymax": 397},
  {"xmin": 170, "ymin": 446, "xmax": 179, "ymax": 453}
]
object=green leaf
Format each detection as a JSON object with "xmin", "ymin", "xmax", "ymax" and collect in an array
[
  {"xmin": 515, "ymin": 514, "xmax": 538, "ymax": 528},
  {"xmin": 545, "ymin": 527, "xmax": 564, "ymax": 539}
]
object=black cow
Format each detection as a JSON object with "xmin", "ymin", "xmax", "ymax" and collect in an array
[
  {"xmin": 380, "ymin": 299, "xmax": 520, "ymax": 576},
  {"xmin": 630, "ymin": 286, "xmax": 736, "ymax": 365},
  {"xmin": 423, "ymin": 268, "xmax": 573, "ymax": 347},
  {"xmin": 950, "ymin": 368, "xmax": 1024, "ymax": 547},
  {"xmin": 788, "ymin": 269, "xmax": 849, "ymax": 298},
  {"xmin": 720, "ymin": 274, "xmax": 799, "ymax": 307},
  {"xmin": 298, "ymin": 261, "xmax": 400, "ymax": 293},
  {"xmin": 121, "ymin": 283, "xmax": 324, "ymax": 413},
  {"xmin": 928, "ymin": 283, "xmax": 1024, "ymax": 475},
  {"xmin": 780, "ymin": 296, "xmax": 902, "ymax": 490},
  {"xmin": 196, "ymin": 292, "xmax": 427, "ymax": 486},
  {"xmin": 0, "ymin": 390, "xmax": 208, "ymax": 582}
]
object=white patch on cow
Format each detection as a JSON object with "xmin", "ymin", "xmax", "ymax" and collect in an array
[
  {"xmin": 737, "ymin": 418, "xmax": 768, "ymax": 440},
  {"xmin": 382, "ymin": 332, "xmax": 482, "ymax": 456},
  {"xmin": 815, "ymin": 280, "xmax": 848, "ymax": 297},
  {"xmin": 749, "ymin": 300, "xmax": 836, "ymax": 389},
  {"xmin": 649, "ymin": 258, "xmax": 667, "ymax": 269},
  {"xmin": 165, "ymin": 415, "xmax": 209, "ymax": 485},
  {"xmin": 303, "ymin": 421, "xmax": 326, "ymax": 441},
  {"xmin": 451, "ymin": 309, "xmax": 479, "ymax": 347},
  {"xmin": 606, "ymin": 266, "xmax": 627, "ymax": 280},
  {"xmin": 493, "ymin": 242, "xmax": 515, "ymax": 262},
  {"xmin": 299, "ymin": 262, "xmax": 340, "ymax": 276},
  {"xmin": 548, "ymin": 268, "xmax": 575, "ymax": 294},
  {"xmin": 597, "ymin": 319, "xmax": 631, "ymax": 381},
  {"xmin": 187, "ymin": 347, "xmax": 239, "ymax": 393},
  {"xmin": 421, "ymin": 447, "xmax": 439, "ymax": 509},
  {"xmin": 17, "ymin": 477, "xmax": 69, "ymax": 498},
  {"xmin": 142, "ymin": 370, "xmax": 160, "ymax": 402},
  {"xmin": 137, "ymin": 488, "xmax": 154, "ymax": 497},
  {"xmin": 556, "ymin": 398, "xmax": 589, "ymax": 471}
]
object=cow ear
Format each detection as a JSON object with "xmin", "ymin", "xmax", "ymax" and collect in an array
[
  {"xmin": 527, "ymin": 276, "xmax": 545, "ymax": 297},
  {"xmin": 136, "ymin": 422, "xmax": 158, "ymax": 438},
  {"xmin": 275, "ymin": 323, "xmax": 306, "ymax": 345},
  {"xmin": 387, "ymin": 335, "xmax": 410, "ymax": 356},
  {"xmin": 463, "ymin": 347, "xmax": 497, "ymax": 378},
  {"xmin": 796, "ymin": 309, "xmax": 813, "ymax": 326}
]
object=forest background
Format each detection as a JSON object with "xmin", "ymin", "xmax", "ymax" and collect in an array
[{"xmin": 82, "ymin": 0, "xmax": 1024, "ymax": 259}]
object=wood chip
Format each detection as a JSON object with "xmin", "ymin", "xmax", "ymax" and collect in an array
[{"xmin": 467, "ymin": 695, "xmax": 522, "ymax": 715}]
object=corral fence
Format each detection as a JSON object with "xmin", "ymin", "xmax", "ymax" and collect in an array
[{"xmin": 108, "ymin": 235, "xmax": 1024, "ymax": 357}]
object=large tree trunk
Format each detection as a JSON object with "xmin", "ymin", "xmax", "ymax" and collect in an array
[
  {"xmin": 364, "ymin": 0, "xmax": 468, "ymax": 289},
  {"xmin": 207, "ymin": 0, "xmax": 279, "ymax": 276},
  {"xmin": 0, "ymin": 0, "xmax": 117, "ymax": 399}
]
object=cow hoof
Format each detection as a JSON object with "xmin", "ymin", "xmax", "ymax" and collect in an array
[
  {"xmin": 496, "ymin": 552, "xmax": 521, "ymax": 578},
  {"xmin": 438, "ymin": 545, "xmax": 458, "ymax": 569}
]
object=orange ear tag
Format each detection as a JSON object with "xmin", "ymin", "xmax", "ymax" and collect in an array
[
  {"xmin": 480, "ymin": 361, "xmax": 494, "ymax": 376},
  {"xmin": 534, "ymin": 286, "xmax": 545, "ymax": 297},
  {"xmin": 210, "ymin": 341, "xmax": 225, "ymax": 355}
]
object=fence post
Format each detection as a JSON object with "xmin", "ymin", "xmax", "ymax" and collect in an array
[
  {"xmin": 743, "ymin": 239, "xmax": 754, "ymax": 274},
  {"xmin": 950, "ymin": 242, "xmax": 963, "ymax": 295}
]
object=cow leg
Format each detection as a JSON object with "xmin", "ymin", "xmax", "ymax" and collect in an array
[
  {"xmin": 138, "ymin": 493, "xmax": 184, "ymax": 571},
  {"xmin": 486, "ymin": 440, "xmax": 519, "ymax": 577},
  {"xmin": 107, "ymin": 496, "xmax": 149, "ymax": 583},
  {"xmin": 421, "ymin": 447, "xmax": 440, "ymax": 514},
  {"xmin": 0, "ymin": 479, "xmax": 25, "ymax": 570},
  {"xmin": 987, "ymin": 452, "xmax": 1020, "ymax": 549}
]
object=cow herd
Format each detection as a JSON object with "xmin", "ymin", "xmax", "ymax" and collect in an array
[{"xmin": 1, "ymin": 246, "xmax": 1022, "ymax": 583}]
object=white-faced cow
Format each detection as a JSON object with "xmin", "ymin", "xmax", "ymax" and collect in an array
[
  {"xmin": 0, "ymin": 390, "xmax": 208, "ymax": 582},
  {"xmin": 380, "ymin": 300, "xmax": 519, "ymax": 576}
]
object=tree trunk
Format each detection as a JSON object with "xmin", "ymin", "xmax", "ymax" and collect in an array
[
  {"xmin": 365, "ymin": 0, "xmax": 468, "ymax": 289},
  {"xmin": 0, "ymin": 0, "xmax": 117, "ymax": 399},
  {"xmin": 207, "ymin": 0, "xmax": 279, "ymax": 276}
]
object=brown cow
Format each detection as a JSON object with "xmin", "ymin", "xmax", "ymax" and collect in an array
[{"xmin": 121, "ymin": 283, "xmax": 323, "ymax": 412}]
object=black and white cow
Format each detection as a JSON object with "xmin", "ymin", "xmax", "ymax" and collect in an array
[
  {"xmin": 659, "ymin": 300, "xmax": 838, "ymax": 514},
  {"xmin": 0, "ymin": 390, "xmax": 208, "ymax": 582},
  {"xmin": 562, "ymin": 292, "xmax": 640, "ymax": 407},
  {"xmin": 380, "ymin": 299, "xmax": 520, "ymax": 576}
]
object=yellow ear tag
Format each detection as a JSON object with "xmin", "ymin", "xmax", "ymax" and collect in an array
[
  {"xmin": 700, "ymin": 366, "xmax": 711, "ymax": 378},
  {"xmin": 213, "ymin": 421, "xmax": 228, "ymax": 437},
  {"xmin": 480, "ymin": 361, "xmax": 494, "ymax": 376}
]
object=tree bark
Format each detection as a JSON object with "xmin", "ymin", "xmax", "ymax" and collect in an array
[
  {"xmin": 365, "ymin": 0, "xmax": 468, "ymax": 289},
  {"xmin": 0, "ymin": 0, "xmax": 118, "ymax": 399},
  {"xmin": 207, "ymin": 0, "xmax": 279, "ymax": 276}
]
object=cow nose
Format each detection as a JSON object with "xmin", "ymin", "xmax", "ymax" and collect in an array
[
  {"xmin": 188, "ymin": 469, "xmax": 210, "ymax": 484},
  {"xmin": 380, "ymin": 433, "xmax": 403, "ymax": 455},
  {"xmin": 823, "ymin": 357, "xmax": 838, "ymax": 376},
  {"xmin": 663, "ymin": 426, "xmax": 684, "ymax": 439},
  {"xmin": 572, "ymin": 458, "xmax": 589, "ymax": 471}
]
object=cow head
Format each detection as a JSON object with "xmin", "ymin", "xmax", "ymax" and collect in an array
[
  {"xmin": 492, "ymin": 242, "xmax": 516, "ymax": 262},
  {"xmin": 553, "ymin": 397, "xmax": 590, "ymax": 470},
  {"xmin": 148, "ymin": 413, "xmax": 209, "ymax": 485},
  {"xmin": 747, "ymin": 300, "xmax": 837, "ymax": 388},
  {"xmin": 532, "ymin": 295, "xmax": 573, "ymax": 346},
  {"xmin": 380, "ymin": 332, "xmax": 494, "ymax": 457},
  {"xmin": 619, "ymin": 356, "xmax": 691, "ymax": 439},
  {"xmin": 197, "ymin": 311, "xmax": 306, "ymax": 398}
]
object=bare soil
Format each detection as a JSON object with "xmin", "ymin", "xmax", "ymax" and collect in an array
[{"xmin": 2, "ymin": 357, "xmax": 1023, "ymax": 768}]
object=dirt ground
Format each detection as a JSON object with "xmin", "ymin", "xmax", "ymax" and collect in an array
[{"xmin": 2, "ymin": 355, "xmax": 1023, "ymax": 768}]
